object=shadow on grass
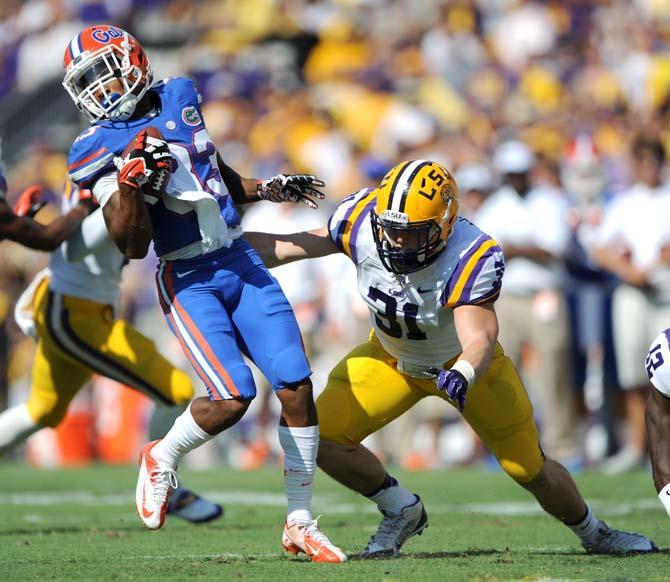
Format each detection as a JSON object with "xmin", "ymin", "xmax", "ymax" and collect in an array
[
  {"xmin": 349, "ymin": 547, "xmax": 670, "ymax": 561},
  {"xmin": 346, "ymin": 549, "xmax": 501, "ymax": 561}
]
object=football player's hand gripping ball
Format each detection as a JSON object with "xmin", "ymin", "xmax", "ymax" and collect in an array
[
  {"xmin": 257, "ymin": 174, "xmax": 325, "ymax": 209},
  {"xmin": 436, "ymin": 369, "xmax": 469, "ymax": 412},
  {"xmin": 115, "ymin": 127, "xmax": 171, "ymax": 204}
]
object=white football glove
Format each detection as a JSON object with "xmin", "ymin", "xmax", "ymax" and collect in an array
[{"xmin": 256, "ymin": 174, "xmax": 325, "ymax": 209}]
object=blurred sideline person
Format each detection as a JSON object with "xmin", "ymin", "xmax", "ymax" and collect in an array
[
  {"xmin": 0, "ymin": 181, "xmax": 222, "ymax": 524},
  {"xmin": 248, "ymin": 160, "xmax": 657, "ymax": 557},
  {"xmin": 62, "ymin": 25, "xmax": 344, "ymax": 562},
  {"xmin": 592, "ymin": 135, "xmax": 670, "ymax": 473},
  {"xmin": 474, "ymin": 140, "xmax": 578, "ymax": 464},
  {"xmin": 455, "ymin": 162, "xmax": 495, "ymax": 220},
  {"xmin": 561, "ymin": 136, "xmax": 620, "ymax": 460}
]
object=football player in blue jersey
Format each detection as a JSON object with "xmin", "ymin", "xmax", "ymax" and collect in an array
[{"xmin": 62, "ymin": 25, "xmax": 345, "ymax": 562}]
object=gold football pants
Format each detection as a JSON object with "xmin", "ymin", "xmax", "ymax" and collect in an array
[
  {"xmin": 26, "ymin": 278, "xmax": 193, "ymax": 427},
  {"xmin": 316, "ymin": 332, "xmax": 544, "ymax": 482}
]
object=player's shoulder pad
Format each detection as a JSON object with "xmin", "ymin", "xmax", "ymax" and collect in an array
[
  {"xmin": 646, "ymin": 329, "xmax": 670, "ymax": 399},
  {"xmin": 327, "ymin": 187, "xmax": 377, "ymax": 262},
  {"xmin": 441, "ymin": 218, "xmax": 505, "ymax": 308},
  {"xmin": 159, "ymin": 76, "xmax": 204, "ymax": 122},
  {"xmin": 67, "ymin": 124, "xmax": 118, "ymax": 188}
]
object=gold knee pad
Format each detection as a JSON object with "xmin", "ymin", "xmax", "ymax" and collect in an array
[{"xmin": 490, "ymin": 418, "xmax": 545, "ymax": 483}]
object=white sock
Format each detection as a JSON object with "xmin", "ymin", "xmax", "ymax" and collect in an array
[
  {"xmin": 367, "ymin": 474, "xmax": 417, "ymax": 516},
  {"xmin": 567, "ymin": 506, "xmax": 602, "ymax": 543},
  {"xmin": 151, "ymin": 403, "xmax": 213, "ymax": 468},
  {"xmin": 278, "ymin": 424, "xmax": 318, "ymax": 524},
  {"xmin": 0, "ymin": 404, "xmax": 41, "ymax": 456}
]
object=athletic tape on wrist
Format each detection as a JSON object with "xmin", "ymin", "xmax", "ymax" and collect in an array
[{"xmin": 450, "ymin": 359, "xmax": 476, "ymax": 388}]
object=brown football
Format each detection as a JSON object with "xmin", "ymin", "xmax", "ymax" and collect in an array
[
  {"xmin": 121, "ymin": 125, "xmax": 165, "ymax": 158},
  {"xmin": 120, "ymin": 125, "xmax": 171, "ymax": 199}
]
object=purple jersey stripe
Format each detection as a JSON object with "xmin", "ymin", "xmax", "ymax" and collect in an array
[
  {"xmin": 349, "ymin": 199, "xmax": 376, "ymax": 264},
  {"xmin": 458, "ymin": 245, "xmax": 502, "ymax": 304},
  {"xmin": 441, "ymin": 235, "xmax": 487, "ymax": 304},
  {"xmin": 332, "ymin": 197, "xmax": 361, "ymax": 251},
  {"xmin": 327, "ymin": 214, "xmax": 345, "ymax": 252}
]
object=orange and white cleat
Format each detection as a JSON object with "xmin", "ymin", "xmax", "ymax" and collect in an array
[
  {"xmin": 135, "ymin": 440, "xmax": 179, "ymax": 530},
  {"xmin": 282, "ymin": 517, "xmax": 347, "ymax": 563}
]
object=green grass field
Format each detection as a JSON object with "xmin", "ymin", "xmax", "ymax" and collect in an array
[{"xmin": 1, "ymin": 464, "xmax": 669, "ymax": 581}]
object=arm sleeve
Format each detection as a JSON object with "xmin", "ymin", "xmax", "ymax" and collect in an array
[
  {"xmin": 62, "ymin": 208, "xmax": 109, "ymax": 261},
  {"xmin": 92, "ymin": 172, "xmax": 118, "ymax": 208},
  {"xmin": 442, "ymin": 236, "xmax": 505, "ymax": 308},
  {"xmin": 67, "ymin": 126, "xmax": 116, "ymax": 189}
]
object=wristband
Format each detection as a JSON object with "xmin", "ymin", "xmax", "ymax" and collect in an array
[
  {"xmin": 658, "ymin": 483, "xmax": 670, "ymax": 517},
  {"xmin": 450, "ymin": 359, "xmax": 476, "ymax": 388}
]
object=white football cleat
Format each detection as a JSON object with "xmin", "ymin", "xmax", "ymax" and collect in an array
[
  {"xmin": 135, "ymin": 440, "xmax": 179, "ymax": 530},
  {"xmin": 282, "ymin": 517, "xmax": 347, "ymax": 563},
  {"xmin": 360, "ymin": 495, "xmax": 428, "ymax": 558},
  {"xmin": 582, "ymin": 521, "xmax": 658, "ymax": 554}
]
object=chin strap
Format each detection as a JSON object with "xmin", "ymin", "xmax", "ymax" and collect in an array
[{"xmin": 109, "ymin": 95, "xmax": 138, "ymax": 121}]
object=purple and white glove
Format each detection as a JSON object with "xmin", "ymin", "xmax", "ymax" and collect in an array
[
  {"xmin": 435, "ymin": 361, "xmax": 476, "ymax": 412},
  {"xmin": 256, "ymin": 174, "xmax": 325, "ymax": 209}
]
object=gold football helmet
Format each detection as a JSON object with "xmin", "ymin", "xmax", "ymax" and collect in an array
[{"xmin": 370, "ymin": 160, "xmax": 459, "ymax": 274}]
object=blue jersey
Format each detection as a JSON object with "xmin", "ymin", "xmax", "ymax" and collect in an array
[{"xmin": 67, "ymin": 77, "xmax": 241, "ymax": 259}]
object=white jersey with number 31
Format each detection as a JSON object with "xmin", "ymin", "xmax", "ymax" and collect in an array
[{"xmin": 328, "ymin": 188, "xmax": 505, "ymax": 376}]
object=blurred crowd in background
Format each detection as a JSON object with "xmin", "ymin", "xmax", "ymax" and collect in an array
[{"xmin": 2, "ymin": 0, "xmax": 670, "ymax": 473}]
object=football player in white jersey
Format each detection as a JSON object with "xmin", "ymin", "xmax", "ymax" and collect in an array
[
  {"xmin": 644, "ymin": 330, "xmax": 670, "ymax": 517},
  {"xmin": 248, "ymin": 160, "xmax": 657, "ymax": 557},
  {"xmin": 0, "ymin": 180, "xmax": 222, "ymax": 524}
]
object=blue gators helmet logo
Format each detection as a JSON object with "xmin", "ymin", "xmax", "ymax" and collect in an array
[{"xmin": 182, "ymin": 106, "xmax": 201, "ymax": 126}]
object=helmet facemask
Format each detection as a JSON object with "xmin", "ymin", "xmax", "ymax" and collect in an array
[
  {"xmin": 371, "ymin": 159, "xmax": 459, "ymax": 275},
  {"xmin": 371, "ymin": 210, "xmax": 446, "ymax": 275},
  {"xmin": 63, "ymin": 36, "xmax": 152, "ymax": 123}
]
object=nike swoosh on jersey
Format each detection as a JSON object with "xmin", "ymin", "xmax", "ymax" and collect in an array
[{"xmin": 175, "ymin": 269, "xmax": 197, "ymax": 279}]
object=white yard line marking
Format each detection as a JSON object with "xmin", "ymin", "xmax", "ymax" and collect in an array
[{"xmin": 0, "ymin": 490, "xmax": 663, "ymax": 516}]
